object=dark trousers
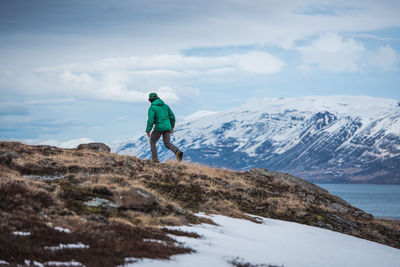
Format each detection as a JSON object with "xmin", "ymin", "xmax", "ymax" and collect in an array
[{"xmin": 150, "ymin": 130, "xmax": 178, "ymax": 160}]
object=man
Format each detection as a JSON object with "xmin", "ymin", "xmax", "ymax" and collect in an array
[{"xmin": 146, "ymin": 92, "xmax": 183, "ymax": 163}]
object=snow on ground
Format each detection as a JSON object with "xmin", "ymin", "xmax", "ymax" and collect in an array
[
  {"xmin": 12, "ymin": 231, "xmax": 31, "ymax": 236},
  {"xmin": 44, "ymin": 261, "xmax": 84, "ymax": 266},
  {"xmin": 184, "ymin": 110, "xmax": 220, "ymax": 122},
  {"xmin": 44, "ymin": 243, "xmax": 89, "ymax": 251},
  {"xmin": 54, "ymin": 227, "xmax": 71, "ymax": 233},
  {"xmin": 130, "ymin": 214, "xmax": 400, "ymax": 267}
]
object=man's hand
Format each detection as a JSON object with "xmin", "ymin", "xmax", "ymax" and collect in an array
[
  {"xmin": 146, "ymin": 132, "xmax": 151, "ymax": 138},
  {"xmin": 171, "ymin": 128, "xmax": 174, "ymax": 134}
]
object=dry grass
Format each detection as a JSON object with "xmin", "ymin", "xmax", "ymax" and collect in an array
[
  {"xmin": 1, "ymin": 140, "xmax": 400, "ymax": 257},
  {"xmin": 263, "ymin": 193, "xmax": 306, "ymax": 216},
  {"xmin": 374, "ymin": 218, "xmax": 400, "ymax": 232},
  {"xmin": 0, "ymin": 167, "xmax": 194, "ymax": 266}
]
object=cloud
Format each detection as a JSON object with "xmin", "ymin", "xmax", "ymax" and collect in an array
[
  {"xmin": 368, "ymin": 45, "xmax": 399, "ymax": 71},
  {"xmin": 298, "ymin": 33, "xmax": 399, "ymax": 73},
  {"xmin": 0, "ymin": 0, "xmax": 400, "ymax": 73},
  {"xmin": 155, "ymin": 87, "xmax": 180, "ymax": 103},
  {"xmin": 19, "ymin": 52, "xmax": 285, "ymax": 103},
  {"xmin": 25, "ymin": 98, "xmax": 76, "ymax": 104},
  {"xmin": 234, "ymin": 52, "xmax": 286, "ymax": 74}
]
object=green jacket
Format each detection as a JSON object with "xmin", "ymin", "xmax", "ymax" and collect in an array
[{"xmin": 146, "ymin": 98, "xmax": 176, "ymax": 133}]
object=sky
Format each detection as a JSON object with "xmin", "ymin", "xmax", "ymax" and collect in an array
[{"xmin": 1, "ymin": 0, "xmax": 400, "ymax": 144}]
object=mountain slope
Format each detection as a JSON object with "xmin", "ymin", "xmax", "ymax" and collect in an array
[{"xmin": 115, "ymin": 96, "xmax": 400, "ymax": 184}]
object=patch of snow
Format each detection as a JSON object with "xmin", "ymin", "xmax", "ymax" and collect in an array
[
  {"xmin": 242, "ymin": 96, "xmax": 398, "ymax": 118},
  {"xmin": 45, "ymin": 261, "xmax": 84, "ymax": 266},
  {"xmin": 136, "ymin": 190, "xmax": 150, "ymax": 198},
  {"xmin": 385, "ymin": 116, "xmax": 400, "ymax": 135},
  {"xmin": 129, "ymin": 214, "xmax": 400, "ymax": 267},
  {"xmin": 13, "ymin": 231, "xmax": 31, "ymax": 236},
  {"xmin": 44, "ymin": 243, "xmax": 89, "ymax": 251},
  {"xmin": 36, "ymin": 138, "xmax": 95, "ymax": 149},
  {"xmin": 24, "ymin": 260, "xmax": 44, "ymax": 267},
  {"xmin": 0, "ymin": 260, "xmax": 9, "ymax": 265},
  {"xmin": 54, "ymin": 227, "xmax": 70, "ymax": 233},
  {"xmin": 184, "ymin": 110, "xmax": 220, "ymax": 122},
  {"xmin": 143, "ymin": 239, "xmax": 170, "ymax": 245}
]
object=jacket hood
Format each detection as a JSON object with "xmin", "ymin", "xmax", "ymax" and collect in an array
[{"xmin": 151, "ymin": 98, "xmax": 164, "ymax": 106}]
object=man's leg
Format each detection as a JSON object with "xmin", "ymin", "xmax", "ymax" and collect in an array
[
  {"xmin": 150, "ymin": 130, "xmax": 162, "ymax": 161},
  {"xmin": 162, "ymin": 131, "xmax": 183, "ymax": 161},
  {"xmin": 162, "ymin": 131, "xmax": 178, "ymax": 153}
]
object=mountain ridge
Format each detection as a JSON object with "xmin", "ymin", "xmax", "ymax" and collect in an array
[{"xmin": 115, "ymin": 95, "xmax": 400, "ymax": 184}]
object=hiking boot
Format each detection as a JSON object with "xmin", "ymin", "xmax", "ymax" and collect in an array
[
  {"xmin": 175, "ymin": 151, "xmax": 183, "ymax": 162},
  {"xmin": 152, "ymin": 158, "xmax": 159, "ymax": 163}
]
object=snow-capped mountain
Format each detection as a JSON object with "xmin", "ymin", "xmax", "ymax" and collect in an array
[{"xmin": 114, "ymin": 96, "xmax": 400, "ymax": 184}]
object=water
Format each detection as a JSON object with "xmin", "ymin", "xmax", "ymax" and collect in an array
[{"xmin": 317, "ymin": 183, "xmax": 400, "ymax": 220}]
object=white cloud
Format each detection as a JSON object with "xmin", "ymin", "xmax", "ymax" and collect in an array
[
  {"xmin": 38, "ymin": 52, "xmax": 284, "ymax": 74},
  {"xmin": 25, "ymin": 52, "xmax": 285, "ymax": 103},
  {"xmin": 25, "ymin": 98, "xmax": 76, "ymax": 105},
  {"xmin": 154, "ymin": 87, "xmax": 180, "ymax": 103},
  {"xmin": 298, "ymin": 33, "xmax": 399, "ymax": 73},
  {"xmin": 368, "ymin": 45, "xmax": 399, "ymax": 71},
  {"xmin": 234, "ymin": 51, "xmax": 286, "ymax": 74},
  {"xmin": 1, "ymin": 0, "xmax": 400, "ymax": 69}
]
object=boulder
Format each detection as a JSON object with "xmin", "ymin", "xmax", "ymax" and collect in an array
[
  {"xmin": 77, "ymin": 143, "xmax": 110, "ymax": 152},
  {"xmin": 114, "ymin": 187, "xmax": 159, "ymax": 212},
  {"xmin": 0, "ymin": 151, "xmax": 20, "ymax": 165}
]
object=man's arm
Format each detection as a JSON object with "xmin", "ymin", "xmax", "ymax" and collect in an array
[
  {"xmin": 167, "ymin": 106, "xmax": 176, "ymax": 130},
  {"xmin": 146, "ymin": 107, "xmax": 155, "ymax": 134}
]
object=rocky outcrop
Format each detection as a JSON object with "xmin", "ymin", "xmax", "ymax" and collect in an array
[
  {"xmin": 250, "ymin": 168, "xmax": 371, "ymax": 218},
  {"xmin": 77, "ymin": 143, "xmax": 110, "ymax": 152},
  {"xmin": 246, "ymin": 168, "xmax": 376, "ymax": 236}
]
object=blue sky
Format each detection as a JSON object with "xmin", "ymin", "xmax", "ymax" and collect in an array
[{"xmin": 1, "ymin": 0, "xmax": 399, "ymax": 144}]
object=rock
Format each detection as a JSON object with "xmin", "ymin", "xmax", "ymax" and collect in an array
[
  {"xmin": 0, "ymin": 151, "xmax": 19, "ymax": 165},
  {"xmin": 84, "ymin": 197, "xmax": 113, "ymax": 207},
  {"xmin": 176, "ymin": 208, "xmax": 187, "ymax": 215},
  {"xmin": 328, "ymin": 202, "xmax": 350, "ymax": 214},
  {"xmin": 305, "ymin": 194, "xmax": 316, "ymax": 202},
  {"xmin": 77, "ymin": 143, "xmax": 110, "ymax": 152},
  {"xmin": 250, "ymin": 168, "xmax": 329, "ymax": 195},
  {"xmin": 114, "ymin": 187, "xmax": 159, "ymax": 212}
]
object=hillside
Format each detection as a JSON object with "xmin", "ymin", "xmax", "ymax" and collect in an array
[
  {"xmin": 0, "ymin": 142, "xmax": 399, "ymax": 266},
  {"xmin": 115, "ymin": 96, "xmax": 400, "ymax": 184}
]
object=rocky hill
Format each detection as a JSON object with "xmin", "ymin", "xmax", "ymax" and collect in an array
[
  {"xmin": 115, "ymin": 96, "xmax": 400, "ymax": 184},
  {"xmin": 0, "ymin": 142, "xmax": 399, "ymax": 266}
]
